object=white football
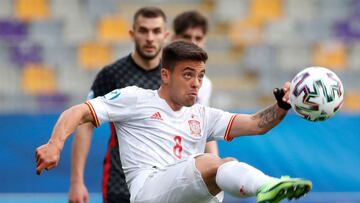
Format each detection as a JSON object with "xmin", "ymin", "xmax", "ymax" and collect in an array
[{"xmin": 289, "ymin": 67, "xmax": 344, "ymax": 121}]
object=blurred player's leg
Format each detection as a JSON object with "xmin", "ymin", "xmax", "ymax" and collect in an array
[{"xmin": 102, "ymin": 129, "xmax": 130, "ymax": 203}]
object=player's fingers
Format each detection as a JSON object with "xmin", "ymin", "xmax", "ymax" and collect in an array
[
  {"xmin": 36, "ymin": 162, "xmax": 46, "ymax": 175},
  {"xmin": 68, "ymin": 199, "xmax": 78, "ymax": 203},
  {"xmin": 36, "ymin": 154, "xmax": 44, "ymax": 167},
  {"xmin": 84, "ymin": 195, "xmax": 89, "ymax": 203},
  {"xmin": 68, "ymin": 199, "xmax": 77, "ymax": 203},
  {"xmin": 283, "ymin": 81, "xmax": 291, "ymax": 90},
  {"xmin": 35, "ymin": 150, "xmax": 41, "ymax": 164},
  {"xmin": 45, "ymin": 162, "xmax": 57, "ymax": 170},
  {"xmin": 284, "ymin": 89, "xmax": 290, "ymax": 103}
]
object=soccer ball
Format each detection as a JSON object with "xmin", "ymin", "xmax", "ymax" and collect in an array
[{"xmin": 289, "ymin": 67, "xmax": 344, "ymax": 121}]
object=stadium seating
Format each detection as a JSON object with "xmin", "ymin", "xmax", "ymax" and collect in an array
[
  {"xmin": 284, "ymin": 0, "xmax": 317, "ymax": 21},
  {"xmin": 77, "ymin": 42, "xmax": 112, "ymax": 70},
  {"xmin": 344, "ymin": 91, "xmax": 360, "ymax": 111},
  {"xmin": 313, "ymin": 41, "xmax": 347, "ymax": 70},
  {"xmin": 21, "ymin": 63, "xmax": 56, "ymax": 95},
  {"xmin": 97, "ymin": 15, "xmax": 130, "ymax": 43},
  {"xmin": 249, "ymin": 0, "xmax": 283, "ymax": 24},
  {"xmin": 85, "ymin": 0, "xmax": 119, "ymax": 21},
  {"xmin": 10, "ymin": 42, "xmax": 43, "ymax": 67},
  {"xmin": 228, "ymin": 17, "xmax": 263, "ymax": 46},
  {"xmin": 348, "ymin": 43, "xmax": 360, "ymax": 70},
  {"xmin": 29, "ymin": 20, "xmax": 63, "ymax": 46},
  {"xmin": 0, "ymin": 0, "xmax": 12, "ymax": 18},
  {"xmin": 0, "ymin": 19, "xmax": 28, "ymax": 43},
  {"xmin": 0, "ymin": 0, "xmax": 358, "ymax": 111},
  {"xmin": 15, "ymin": 0, "xmax": 49, "ymax": 21}
]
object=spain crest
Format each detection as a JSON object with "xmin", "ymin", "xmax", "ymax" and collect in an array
[{"xmin": 188, "ymin": 120, "xmax": 201, "ymax": 137}]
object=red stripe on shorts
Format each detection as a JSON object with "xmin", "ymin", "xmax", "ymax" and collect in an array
[{"xmin": 102, "ymin": 122, "xmax": 117, "ymax": 203}]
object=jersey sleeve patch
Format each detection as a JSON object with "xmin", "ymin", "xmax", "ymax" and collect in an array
[{"xmin": 104, "ymin": 89, "xmax": 121, "ymax": 101}]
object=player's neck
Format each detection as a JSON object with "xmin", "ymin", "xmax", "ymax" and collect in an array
[
  {"xmin": 131, "ymin": 52, "xmax": 160, "ymax": 71},
  {"xmin": 158, "ymin": 87, "xmax": 182, "ymax": 112}
]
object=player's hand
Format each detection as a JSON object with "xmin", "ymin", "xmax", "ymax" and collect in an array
[
  {"xmin": 273, "ymin": 81, "xmax": 291, "ymax": 110},
  {"xmin": 281, "ymin": 81, "xmax": 291, "ymax": 102},
  {"xmin": 35, "ymin": 142, "xmax": 61, "ymax": 175},
  {"xmin": 68, "ymin": 181, "xmax": 89, "ymax": 203}
]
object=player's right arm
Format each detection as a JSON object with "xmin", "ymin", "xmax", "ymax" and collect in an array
[
  {"xmin": 35, "ymin": 103, "xmax": 95, "ymax": 175},
  {"xmin": 68, "ymin": 123, "xmax": 93, "ymax": 203},
  {"xmin": 68, "ymin": 66, "xmax": 114, "ymax": 203}
]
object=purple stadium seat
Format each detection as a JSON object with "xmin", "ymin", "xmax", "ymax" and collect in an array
[
  {"xmin": 36, "ymin": 92, "xmax": 69, "ymax": 112},
  {"xmin": 334, "ymin": 17, "xmax": 360, "ymax": 43},
  {"xmin": 9, "ymin": 42, "xmax": 43, "ymax": 67},
  {"xmin": 0, "ymin": 19, "xmax": 28, "ymax": 42}
]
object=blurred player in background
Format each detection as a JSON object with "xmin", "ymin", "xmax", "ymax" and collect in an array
[
  {"xmin": 68, "ymin": 7, "xmax": 216, "ymax": 203},
  {"xmin": 68, "ymin": 7, "xmax": 168, "ymax": 203},
  {"xmin": 36, "ymin": 41, "xmax": 312, "ymax": 203}
]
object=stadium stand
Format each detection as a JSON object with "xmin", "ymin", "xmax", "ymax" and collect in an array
[
  {"xmin": 15, "ymin": 0, "xmax": 50, "ymax": 21},
  {"xmin": 0, "ymin": 0, "xmax": 359, "ymax": 111},
  {"xmin": 21, "ymin": 63, "xmax": 57, "ymax": 95},
  {"xmin": 97, "ymin": 15, "xmax": 130, "ymax": 43},
  {"xmin": 77, "ymin": 41, "xmax": 112, "ymax": 70},
  {"xmin": 313, "ymin": 41, "xmax": 347, "ymax": 70}
]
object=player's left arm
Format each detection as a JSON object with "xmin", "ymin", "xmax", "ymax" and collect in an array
[
  {"xmin": 228, "ymin": 82, "xmax": 291, "ymax": 139},
  {"xmin": 205, "ymin": 141, "xmax": 218, "ymax": 155}
]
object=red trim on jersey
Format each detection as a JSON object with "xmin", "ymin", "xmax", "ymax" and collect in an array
[
  {"xmin": 85, "ymin": 101, "xmax": 99, "ymax": 127},
  {"xmin": 102, "ymin": 122, "xmax": 117, "ymax": 203},
  {"xmin": 224, "ymin": 115, "xmax": 237, "ymax": 142}
]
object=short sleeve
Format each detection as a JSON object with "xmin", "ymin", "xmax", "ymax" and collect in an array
[
  {"xmin": 197, "ymin": 76, "xmax": 212, "ymax": 106},
  {"xmin": 204, "ymin": 107, "xmax": 237, "ymax": 142},
  {"xmin": 86, "ymin": 86, "xmax": 139, "ymax": 127}
]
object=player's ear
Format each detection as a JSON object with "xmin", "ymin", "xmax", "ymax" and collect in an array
[
  {"xmin": 164, "ymin": 30, "xmax": 170, "ymax": 39},
  {"xmin": 161, "ymin": 68, "xmax": 170, "ymax": 85},
  {"xmin": 129, "ymin": 29, "xmax": 135, "ymax": 41}
]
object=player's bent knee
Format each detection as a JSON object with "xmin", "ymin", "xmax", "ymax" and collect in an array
[
  {"xmin": 195, "ymin": 154, "xmax": 222, "ymax": 174},
  {"xmin": 221, "ymin": 157, "xmax": 236, "ymax": 163}
]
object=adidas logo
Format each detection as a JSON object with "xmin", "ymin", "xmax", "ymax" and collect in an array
[{"xmin": 150, "ymin": 112, "xmax": 163, "ymax": 120}]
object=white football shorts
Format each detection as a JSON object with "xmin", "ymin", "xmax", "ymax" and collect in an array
[{"xmin": 130, "ymin": 155, "xmax": 222, "ymax": 203}]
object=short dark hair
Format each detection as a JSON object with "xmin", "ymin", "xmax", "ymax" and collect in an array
[
  {"xmin": 162, "ymin": 41, "xmax": 208, "ymax": 71},
  {"xmin": 173, "ymin": 11, "xmax": 208, "ymax": 35},
  {"xmin": 133, "ymin": 7, "xmax": 166, "ymax": 26}
]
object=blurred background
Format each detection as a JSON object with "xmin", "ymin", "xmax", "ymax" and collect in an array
[{"xmin": 0, "ymin": 0, "xmax": 359, "ymax": 202}]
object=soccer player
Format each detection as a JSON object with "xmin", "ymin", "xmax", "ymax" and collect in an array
[
  {"xmin": 68, "ymin": 7, "xmax": 216, "ymax": 203},
  {"xmin": 172, "ymin": 10, "xmax": 219, "ymax": 157},
  {"xmin": 36, "ymin": 41, "xmax": 312, "ymax": 203}
]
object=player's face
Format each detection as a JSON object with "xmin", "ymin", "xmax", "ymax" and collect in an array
[
  {"xmin": 174, "ymin": 27, "xmax": 205, "ymax": 48},
  {"xmin": 168, "ymin": 60, "xmax": 205, "ymax": 108},
  {"xmin": 131, "ymin": 16, "xmax": 169, "ymax": 60}
]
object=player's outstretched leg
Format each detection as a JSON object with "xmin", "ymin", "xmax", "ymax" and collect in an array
[
  {"xmin": 215, "ymin": 161, "xmax": 312, "ymax": 202},
  {"xmin": 256, "ymin": 176, "xmax": 312, "ymax": 203}
]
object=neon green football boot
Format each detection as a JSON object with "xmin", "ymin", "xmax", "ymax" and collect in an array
[{"xmin": 256, "ymin": 176, "xmax": 312, "ymax": 203}]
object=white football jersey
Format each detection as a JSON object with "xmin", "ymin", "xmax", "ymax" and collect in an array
[{"xmin": 87, "ymin": 86, "xmax": 236, "ymax": 189}]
